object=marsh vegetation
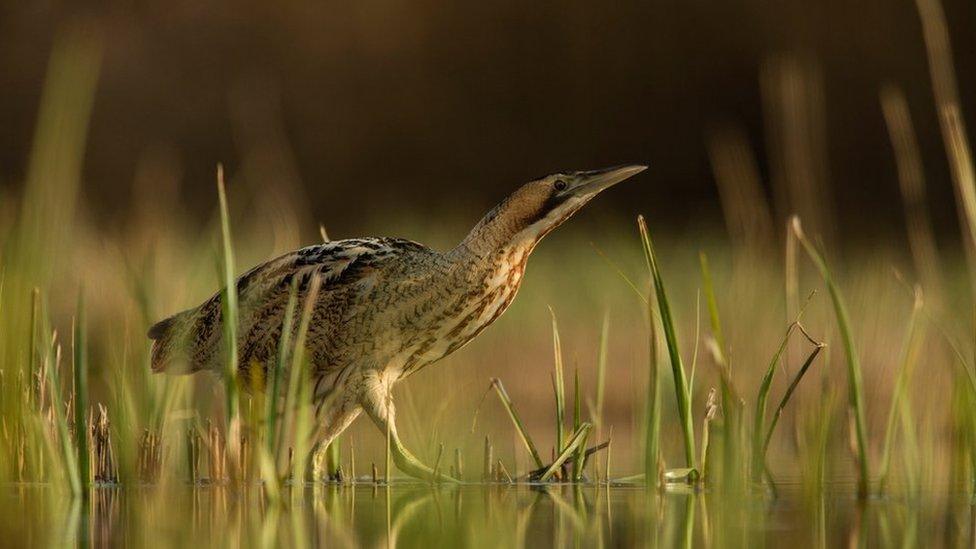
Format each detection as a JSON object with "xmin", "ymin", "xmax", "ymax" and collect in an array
[{"xmin": 3, "ymin": 0, "xmax": 976, "ymax": 546}]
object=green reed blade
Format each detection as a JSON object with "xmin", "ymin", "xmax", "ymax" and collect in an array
[
  {"xmin": 549, "ymin": 308, "xmax": 566, "ymax": 451},
  {"xmin": 879, "ymin": 288, "xmax": 925, "ymax": 491},
  {"xmin": 752, "ymin": 322, "xmax": 797, "ymax": 480},
  {"xmin": 490, "ymin": 378, "xmax": 544, "ymax": 469},
  {"xmin": 28, "ymin": 288, "xmax": 39, "ymax": 409},
  {"xmin": 594, "ymin": 310, "xmax": 610, "ymax": 428},
  {"xmin": 282, "ymin": 274, "xmax": 322, "ymax": 479},
  {"xmin": 268, "ymin": 280, "xmax": 298, "ymax": 455},
  {"xmin": 216, "ymin": 165, "xmax": 241, "ymax": 433},
  {"xmin": 639, "ymin": 215, "xmax": 695, "ymax": 469},
  {"xmin": 644, "ymin": 275, "xmax": 662, "ymax": 485},
  {"xmin": 793, "ymin": 217, "xmax": 871, "ymax": 496}
]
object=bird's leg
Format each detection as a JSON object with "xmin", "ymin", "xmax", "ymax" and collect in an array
[{"xmin": 361, "ymin": 377, "xmax": 458, "ymax": 483}]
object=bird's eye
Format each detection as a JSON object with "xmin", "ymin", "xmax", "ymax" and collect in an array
[{"xmin": 554, "ymin": 179, "xmax": 568, "ymax": 192}]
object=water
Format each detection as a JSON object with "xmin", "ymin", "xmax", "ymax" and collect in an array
[{"xmin": 4, "ymin": 482, "xmax": 973, "ymax": 547}]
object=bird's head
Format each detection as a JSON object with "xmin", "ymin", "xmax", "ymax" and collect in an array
[{"xmin": 459, "ymin": 164, "xmax": 647, "ymax": 256}]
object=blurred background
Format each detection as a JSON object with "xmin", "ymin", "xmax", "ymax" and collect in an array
[{"xmin": 1, "ymin": 1, "xmax": 973, "ymax": 244}]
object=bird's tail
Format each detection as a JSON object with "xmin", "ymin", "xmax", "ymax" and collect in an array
[{"xmin": 147, "ymin": 309, "xmax": 198, "ymax": 374}]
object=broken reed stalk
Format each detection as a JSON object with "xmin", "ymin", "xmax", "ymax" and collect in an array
[
  {"xmin": 73, "ymin": 293, "xmax": 89, "ymax": 494},
  {"xmin": 432, "ymin": 444, "xmax": 444, "ymax": 483},
  {"xmin": 483, "ymin": 436, "xmax": 493, "ymax": 482},
  {"xmin": 91, "ymin": 404, "xmax": 116, "ymax": 483},
  {"xmin": 524, "ymin": 440, "xmax": 610, "ymax": 480},
  {"xmin": 216, "ymin": 165, "xmax": 242, "ymax": 473},
  {"xmin": 761, "ymin": 325, "xmax": 825, "ymax": 460},
  {"xmin": 792, "ymin": 217, "xmax": 871, "ymax": 496},
  {"xmin": 700, "ymin": 389, "xmax": 719, "ymax": 480},
  {"xmin": 752, "ymin": 321, "xmax": 800, "ymax": 480},
  {"xmin": 539, "ymin": 423, "xmax": 592, "ymax": 482},
  {"xmin": 490, "ymin": 378, "xmax": 544, "ymax": 469},
  {"xmin": 46, "ymin": 334, "xmax": 81, "ymax": 495},
  {"xmin": 138, "ymin": 429, "xmax": 163, "ymax": 483},
  {"xmin": 639, "ymin": 215, "xmax": 695, "ymax": 470},
  {"xmin": 496, "ymin": 459, "xmax": 513, "ymax": 483}
]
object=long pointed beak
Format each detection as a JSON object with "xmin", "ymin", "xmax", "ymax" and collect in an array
[{"xmin": 569, "ymin": 164, "xmax": 648, "ymax": 197}]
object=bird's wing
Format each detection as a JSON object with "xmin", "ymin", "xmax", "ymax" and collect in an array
[{"xmin": 148, "ymin": 237, "xmax": 429, "ymax": 374}]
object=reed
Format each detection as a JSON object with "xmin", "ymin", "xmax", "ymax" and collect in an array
[
  {"xmin": 549, "ymin": 308, "xmax": 567, "ymax": 451},
  {"xmin": 46, "ymin": 331, "xmax": 81, "ymax": 495},
  {"xmin": 878, "ymin": 288, "xmax": 925, "ymax": 493},
  {"xmin": 216, "ymin": 164, "xmax": 242, "ymax": 473},
  {"xmin": 72, "ymin": 293, "xmax": 89, "ymax": 495},
  {"xmin": 792, "ymin": 217, "xmax": 871, "ymax": 496},
  {"xmin": 643, "ymin": 290, "xmax": 662, "ymax": 485},
  {"xmin": 282, "ymin": 274, "xmax": 322, "ymax": 488},
  {"xmin": 639, "ymin": 215, "xmax": 696, "ymax": 470},
  {"xmin": 490, "ymin": 378, "xmax": 544, "ymax": 469},
  {"xmin": 760, "ymin": 326, "xmax": 824, "ymax": 464}
]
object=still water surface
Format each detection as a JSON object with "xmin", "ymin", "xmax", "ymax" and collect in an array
[{"xmin": 3, "ymin": 482, "xmax": 972, "ymax": 547}]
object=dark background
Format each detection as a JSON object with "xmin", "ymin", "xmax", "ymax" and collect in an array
[{"xmin": 0, "ymin": 1, "xmax": 973, "ymax": 243}]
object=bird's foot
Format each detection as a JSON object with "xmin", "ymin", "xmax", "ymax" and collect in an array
[{"xmin": 391, "ymin": 443, "xmax": 460, "ymax": 484}]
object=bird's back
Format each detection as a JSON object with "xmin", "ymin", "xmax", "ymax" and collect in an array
[{"xmin": 147, "ymin": 237, "xmax": 435, "ymax": 378}]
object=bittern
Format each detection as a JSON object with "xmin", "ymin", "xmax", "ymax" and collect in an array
[{"xmin": 149, "ymin": 164, "xmax": 646, "ymax": 481}]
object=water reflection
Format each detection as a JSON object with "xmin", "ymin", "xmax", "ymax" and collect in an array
[{"xmin": 7, "ymin": 482, "xmax": 976, "ymax": 547}]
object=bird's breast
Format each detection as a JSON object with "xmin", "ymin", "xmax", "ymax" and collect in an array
[{"xmin": 397, "ymin": 248, "xmax": 529, "ymax": 376}]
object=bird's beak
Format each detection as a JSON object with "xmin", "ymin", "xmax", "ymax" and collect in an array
[{"xmin": 567, "ymin": 164, "xmax": 648, "ymax": 197}]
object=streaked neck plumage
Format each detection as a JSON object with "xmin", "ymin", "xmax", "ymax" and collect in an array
[{"xmin": 449, "ymin": 197, "xmax": 546, "ymax": 264}]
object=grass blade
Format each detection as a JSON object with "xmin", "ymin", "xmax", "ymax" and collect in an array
[
  {"xmin": 572, "ymin": 369, "xmax": 584, "ymax": 480},
  {"xmin": 490, "ymin": 378, "xmax": 544, "ymax": 469},
  {"xmin": 281, "ymin": 274, "xmax": 322, "ymax": 480},
  {"xmin": 644, "ymin": 289, "xmax": 662, "ymax": 485},
  {"xmin": 699, "ymin": 252, "xmax": 745, "ymax": 489},
  {"xmin": 216, "ymin": 165, "xmax": 242, "ymax": 468},
  {"xmin": 594, "ymin": 310, "xmax": 610, "ymax": 429},
  {"xmin": 639, "ymin": 215, "xmax": 696, "ymax": 468},
  {"xmin": 878, "ymin": 287, "xmax": 925, "ymax": 491},
  {"xmin": 268, "ymin": 280, "xmax": 299, "ymax": 455},
  {"xmin": 549, "ymin": 308, "xmax": 566, "ymax": 450},
  {"xmin": 47, "ymin": 334, "xmax": 81, "ymax": 495},
  {"xmin": 752, "ymin": 322, "xmax": 798, "ymax": 480},
  {"xmin": 792, "ymin": 216, "xmax": 871, "ymax": 495},
  {"xmin": 73, "ymin": 293, "xmax": 89, "ymax": 495},
  {"xmin": 761, "ymin": 325, "xmax": 825, "ymax": 460}
]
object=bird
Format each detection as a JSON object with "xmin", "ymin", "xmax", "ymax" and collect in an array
[{"xmin": 148, "ymin": 164, "xmax": 646, "ymax": 481}]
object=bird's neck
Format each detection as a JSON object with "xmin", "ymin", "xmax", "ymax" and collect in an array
[{"xmin": 449, "ymin": 200, "xmax": 541, "ymax": 262}]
